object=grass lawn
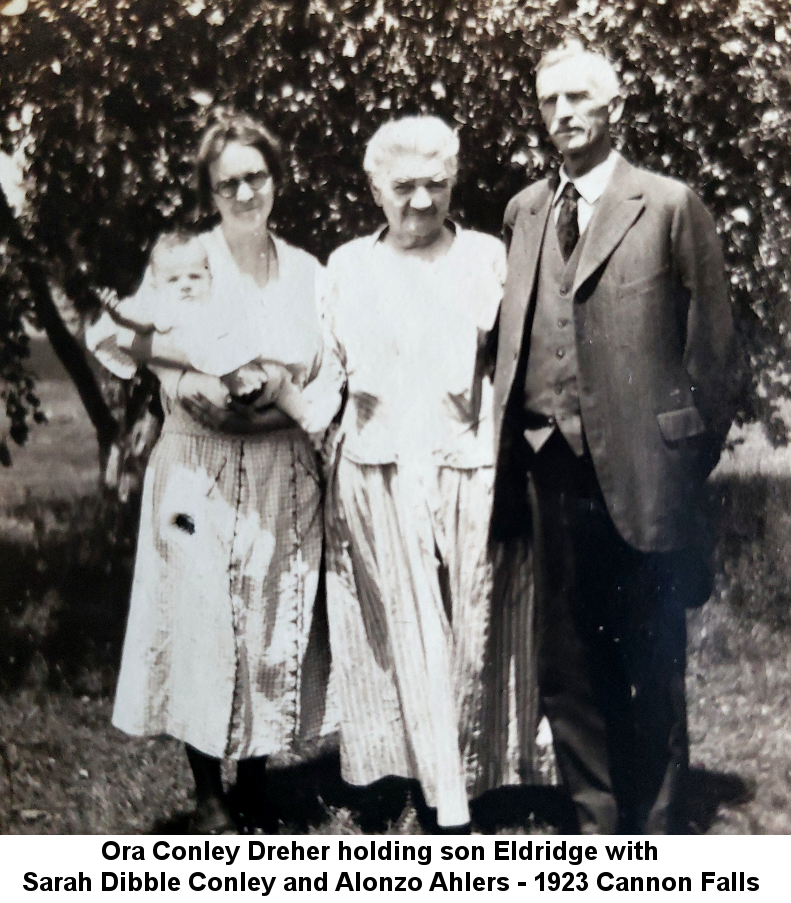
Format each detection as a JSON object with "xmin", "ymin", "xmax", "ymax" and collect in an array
[
  {"xmin": 0, "ymin": 358, "xmax": 789, "ymax": 834},
  {"xmin": 0, "ymin": 342, "xmax": 100, "ymax": 511}
]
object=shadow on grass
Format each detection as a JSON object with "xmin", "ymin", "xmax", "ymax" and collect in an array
[
  {"xmin": 150, "ymin": 766, "xmax": 580, "ymax": 836},
  {"xmin": 470, "ymin": 770, "xmax": 756, "ymax": 836},
  {"xmin": 149, "ymin": 751, "xmax": 412, "ymax": 836},
  {"xmin": 472, "ymin": 785, "xmax": 577, "ymax": 834},
  {"xmin": 150, "ymin": 812, "xmax": 197, "ymax": 835},
  {"xmin": 0, "ymin": 472, "xmax": 787, "ymax": 835},
  {"xmin": 686, "ymin": 767, "xmax": 756, "ymax": 834},
  {"xmin": 708, "ymin": 474, "xmax": 791, "ymax": 630},
  {"xmin": 0, "ymin": 494, "xmax": 134, "ymax": 696}
]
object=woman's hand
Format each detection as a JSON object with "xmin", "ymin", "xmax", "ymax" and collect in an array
[
  {"xmin": 177, "ymin": 372, "xmax": 233, "ymax": 429},
  {"xmin": 251, "ymin": 363, "xmax": 290, "ymax": 409},
  {"xmin": 98, "ymin": 287, "xmax": 120, "ymax": 310},
  {"xmin": 444, "ymin": 388, "xmax": 480, "ymax": 430},
  {"xmin": 223, "ymin": 363, "xmax": 268, "ymax": 399},
  {"xmin": 179, "ymin": 370, "xmax": 296, "ymax": 434},
  {"xmin": 224, "ymin": 404, "xmax": 297, "ymax": 434}
]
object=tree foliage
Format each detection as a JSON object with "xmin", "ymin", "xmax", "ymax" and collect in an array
[{"xmin": 1, "ymin": 0, "xmax": 791, "ymax": 472}]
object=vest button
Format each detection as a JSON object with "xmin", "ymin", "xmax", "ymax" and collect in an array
[
  {"xmin": 559, "ymin": 285, "xmax": 570, "ymax": 296},
  {"xmin": 557, "ymin": 318, "xmax": 569, "ymax": 328},
  {"xmin": 555, "ymin": 385, "xmax": 564, "ymax": 395},
  {"xmin": 556, "ymin": 348, "xmax": 565, "ymax": 359}
]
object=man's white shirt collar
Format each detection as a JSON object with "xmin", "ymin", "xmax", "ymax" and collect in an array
[
  {"xmin": 553, "ymin": 151, "xmax": 619, "ymax": 233},
  {"xmin": 556, "ymin": 151, "xmax": 619, "ymax": 205}
]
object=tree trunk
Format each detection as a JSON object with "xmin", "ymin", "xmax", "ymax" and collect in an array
[{"xmin": 0, "ymin": 184, "xmax": 118, "ymax": 455}]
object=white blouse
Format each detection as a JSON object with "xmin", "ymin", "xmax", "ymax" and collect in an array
[{"xmin": 321, "ymin": 226, "xmax": 506, "ymax": 468}]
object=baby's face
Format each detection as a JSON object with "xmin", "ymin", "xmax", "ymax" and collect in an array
[{"xmin": 154, "ymin": 243, "xmax": 211, "ymax": 302}]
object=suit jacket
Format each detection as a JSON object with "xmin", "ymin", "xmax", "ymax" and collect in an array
[{"xmin": 493, "ymin": 155, "xmax": 736, "ymax": 553}]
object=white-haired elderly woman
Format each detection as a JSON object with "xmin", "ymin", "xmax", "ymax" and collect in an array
[{"xmin": 321, "ymin": 116, "xmax": 534, "ymax": 832}]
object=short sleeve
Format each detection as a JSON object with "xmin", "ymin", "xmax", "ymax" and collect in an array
[
  {"xmin": 85, "ymin": 311, "xmax": 139, "ymax": 380},
  {"xmin": 486, "ymin": 237, "xmax": 507, "ymax": 331},
  {"xmin": 85, "ymin": 248, "xmax": 160, "ymax": 380},
  {"xmin": 296, "ymin": 262, "xmax": 347, "ymax": 437}
]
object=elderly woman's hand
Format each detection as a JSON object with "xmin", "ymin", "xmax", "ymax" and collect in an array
[{"xmin": 444, "ymin": 389, "xmax": 480, "ymax": 430}]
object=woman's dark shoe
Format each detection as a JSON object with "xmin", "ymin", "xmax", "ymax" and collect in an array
[
  {"xmin": 229, "ymin": 756, "xmax": 278, "ymax": 834},
  {"xmin": 184, "ymin": 744, "xmax": 236, "ymax": 834},
  {"xmin": 227, "ymin": 797, "xmax": 279, "ymax": 835},
  {"xmin": 436, "ymin": 822, "xmax": 472, "ymax": 835},
  {"xmin": 411, "ymin": 783, "xmax": 471, "ymax": 835}
]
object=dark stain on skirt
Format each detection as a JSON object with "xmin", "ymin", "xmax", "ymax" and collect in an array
[{"xmin": 173, "ymin": 513, "xmax": 196, "ymax": 534}]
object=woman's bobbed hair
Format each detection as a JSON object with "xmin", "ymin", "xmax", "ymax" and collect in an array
[{"xmin": 195, "ymin": 109, "xmax": 285, "ymax": 214}]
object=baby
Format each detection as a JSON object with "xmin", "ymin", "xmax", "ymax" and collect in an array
[{"xmin": 93, "ymin": 232, "xmax": 309, "ymax": 424}]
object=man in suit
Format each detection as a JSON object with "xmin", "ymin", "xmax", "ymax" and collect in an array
[{"xmin": 492, "ymin": 41, "xmax": 735, "ymax": 833}]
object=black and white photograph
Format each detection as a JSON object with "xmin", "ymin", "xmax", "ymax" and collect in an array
[{"xmin": 0, "ymin": 0, "xmax": 788, "ymax": 836}]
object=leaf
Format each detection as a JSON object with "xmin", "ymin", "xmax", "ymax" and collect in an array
[
  {"xmin": 1, "ymin": 0, "xmax": 28, "ymax": 16},
  {"xmin": 0, "ymin": 0, "xmax": 789, "ymax": 455}
]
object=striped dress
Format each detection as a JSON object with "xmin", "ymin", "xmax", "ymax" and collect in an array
[
  {"xmin": 321, "ymin": 228, "xmax": 537, "ymax": 827},
  {"xmin": 105, "ymin": 233, "xmax": 334, "ymax": 760}
]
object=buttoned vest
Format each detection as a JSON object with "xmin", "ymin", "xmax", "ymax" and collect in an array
[{"xmin": 523, "ymin": 217, "xmax": 585, "ymax": 455}]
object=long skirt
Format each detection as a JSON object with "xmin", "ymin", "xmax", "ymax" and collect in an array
[
  {"xmin": 326, "ymin": 457, "xmax": 536, "ymax": 827},
  {"xmin": 112, "ymin": 423, "xmax": 331, "ymax": 760}
]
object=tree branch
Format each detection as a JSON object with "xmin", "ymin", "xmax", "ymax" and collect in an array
[{"xmin": 0, "ymin": 185, "xmax": 118, "ymax": 453}]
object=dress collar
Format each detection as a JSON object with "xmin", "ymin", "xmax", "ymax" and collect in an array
[
  {"xmin": 207, "ymin": 224, "xmax": 285, "ymax": 285},
  {"xmin": 374, "ymin": 219, "xmax": 458, "ymax": 244}
]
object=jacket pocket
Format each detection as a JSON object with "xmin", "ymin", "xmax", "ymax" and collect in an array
[
  {"xmin": 619, "ymin": 266, "xmax": 670, "ymax": 297},
  {"xmin": 656, "ymin": 406, "xmax": 707, "ymax": 443}
]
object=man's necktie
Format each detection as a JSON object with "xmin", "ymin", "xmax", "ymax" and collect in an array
[{"xmin": 556, "ymin": 182, "xmax": 580, "ymax": 262}]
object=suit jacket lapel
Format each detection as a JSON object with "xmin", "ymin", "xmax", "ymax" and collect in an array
[
  {"xmin": 524, "ymin": 184, "xmax": 553, "ymax": 273},
  {"xmin": 509, "ymin": 184, "xmax": 553, "ymax": 325},
  {"xmin": 573, "ymin": 156, "xmax": 645, "ymax": 297},
  {"xmin": 494, "ymin": 184, "xmax": 553, "ymax": 447}
]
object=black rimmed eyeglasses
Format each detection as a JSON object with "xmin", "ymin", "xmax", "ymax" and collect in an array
[{"xmin": 212, "ymin": 171, "xmax": 272, "ymax": 199}]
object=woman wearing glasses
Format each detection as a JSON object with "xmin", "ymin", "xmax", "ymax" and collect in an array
[{"xmin": 99, "ymin": 112, "xmax": 339, "ymax": 833}]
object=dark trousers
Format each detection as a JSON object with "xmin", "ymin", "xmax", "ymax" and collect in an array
[{"xmin": 529, "ymin": 432, "xmax": 689, "ymax": 834}]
